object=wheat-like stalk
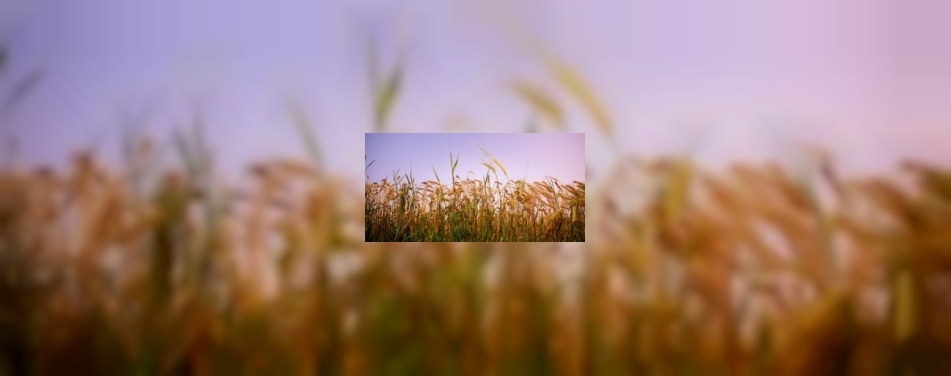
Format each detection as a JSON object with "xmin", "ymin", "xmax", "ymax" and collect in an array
[{"xmin": 3, "ymin": 139, "xmax": 951, "ymax": 374}]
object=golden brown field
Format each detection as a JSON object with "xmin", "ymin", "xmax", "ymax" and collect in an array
[
  {"xmin": 365, "ymin": 174, "xmax": 585, "ymax": 242},
  {"xmin": 2, "ymin": 144, "xmax": 951, "ymax": 375}
]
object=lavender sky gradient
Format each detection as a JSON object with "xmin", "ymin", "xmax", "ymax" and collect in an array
[
  {"xmin": 365, "ymin": 133, "xmax": 584, "ymax": 184},
  {"xmin": 2, "ymin": 0, "xmax": 950, "ymax": 184}
]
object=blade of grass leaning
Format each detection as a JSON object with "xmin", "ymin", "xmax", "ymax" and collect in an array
[
  {"xmin": 357, "ymin": 12, "xmax": 406, "ymax": 132},
  {"xmin": 366, "ymin": 155, "xmax": 376, "ymax": 182},
  {"xmin": 482, "ymin": 162, "xmax": 498, "ymax": 182},
  {"xmin": 492, "ymin": 157, "xmax": 508, "ymax": 181},
  {"xmin": 450, "ymin": 153, "xmax": 458, "ymax": 187},
  {"xmin": 474, "ymin": 142, "xmax": 508, "ymax": 180},
  {"xmin": 286, "ymin": 96, "xmax": 324, "ymax": 168},
  {"xmin": 373, "ymin": 63, "xmax": 403, "ymax": 132},
  {"xmin": 508, "ymin": 80, "xmax": 565, "ymax": 130},
  {"xmin": 550, "ymin": 60, "xmax": 613, "ymax": 136},
  {"xmin": 452, "ymin": 153, "xmax": 459, "ymax": 177},
  {"xmin": 487, "ymin": 5, "xmax": 613, "ymax": 136}
]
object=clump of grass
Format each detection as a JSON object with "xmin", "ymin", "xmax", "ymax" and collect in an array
[{"xmin": 365, "ymin": 146, "xmax": 584, "ymax": 242}]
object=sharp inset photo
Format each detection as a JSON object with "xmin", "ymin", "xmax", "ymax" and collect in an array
[{"xmin": 365, "ymin": 133, "xmax": 585, "ymax": 242}]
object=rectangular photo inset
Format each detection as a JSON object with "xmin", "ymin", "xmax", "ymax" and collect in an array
[{"xmin": 365, "ymin": 133, "xmax": 585, "ymax": 242}]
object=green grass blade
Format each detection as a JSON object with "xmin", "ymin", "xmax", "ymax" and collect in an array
[
  {"xmin": 551, "ymin": 61, "xmax": 613, "ymax": 137},
  {"xmin": 509, "ymin": 80, "xmax": 565, "ymax": 130},
  {"xmin": 286, "ymin": 97, "xmax": 324, "ymax": 168},
  {"xmin": 374, "ymin": 65, "xmax": 403, "ymax": 132}
]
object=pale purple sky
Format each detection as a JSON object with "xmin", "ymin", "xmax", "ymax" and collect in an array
[
  {"xmin": 365, "ymin": 133, "xmax": 584, "ymax": 183},
  {"xmin": 1, "ymin": 0, "xmax": 950, "ymax": 183}
]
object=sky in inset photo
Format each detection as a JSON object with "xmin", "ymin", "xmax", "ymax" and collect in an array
[{"xmin": 365, "ymin": 133, "xmax": 584, "ymax": 184}]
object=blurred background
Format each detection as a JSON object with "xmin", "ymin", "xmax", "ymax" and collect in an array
[
  {"xmin": 4, "ymin": 0, "xmax": 951, "ymax": 374},
  {"xmin": 1, "ymin": 0, "xmax": 949, "ymax": 181}
]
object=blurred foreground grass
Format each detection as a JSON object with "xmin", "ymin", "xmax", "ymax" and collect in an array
[{"xmin": 2, "ymin": 142, "xmax": 951, "ymax": 375}]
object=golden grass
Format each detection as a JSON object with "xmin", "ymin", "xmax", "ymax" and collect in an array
[
  {"xmin": 364, "ymin": 144, "xmax": 584, "ymax": 242},
  {"xmin": 366, "ymin": 175, "xmax": 585, "ymax": 242},
  {"xmin": 2, "ymin": 148, "xmax": 951, "ymax": 374}
]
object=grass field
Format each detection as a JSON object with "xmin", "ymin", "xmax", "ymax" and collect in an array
[
  {"xmin": 364, "ymin": 150, "xmax": 585, "ymax": 242},
  {"xmin": 365, "ymin": 175, "xmax": 585, "ymax": 242},
  {"xmin": 3, "ymin": 146, "xmax": 951, "ymax": 374}
]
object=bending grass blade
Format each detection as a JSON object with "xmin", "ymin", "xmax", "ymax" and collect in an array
[
  {"xmin": 550, "ymin": 61, "xmax": 613, "ymax": 137},
  {"xmin": 286, "ymin": 96, "xmax": 324, "ymax": 168},
  {"xmin": 366, "ymin": 155, "xmax": 376, "ymax": 182},
  {"xmin": 508, "ymin": 80, "xmax": 565, "ymax": 130},
  {"xmin": 373, "ymin": 66, "xmax": 403, "ymax": 132},
  {"xmin": 474, "ymin": 142, "xmax": 508, "ymax": 181},
  {"xmin": 363, "ymin": 24, "xmax": 406, "ymax": 133}
]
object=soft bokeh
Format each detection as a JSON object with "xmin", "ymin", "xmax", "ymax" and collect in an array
[
  {"xmin": 5, "ymin": 1, "xmax": 951, "ymax": 373},
  {"xmin": 1, "ymin": 0, "xmax": 949, "ymax": 181}
]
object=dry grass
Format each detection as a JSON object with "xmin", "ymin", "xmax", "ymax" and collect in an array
[
  {"xmin": 2, "ymin": 143, "xmax": 951, "ymax": 374},
  {"xmin": 365, "ymin": 145, "xmax": 585, "ymax": 242},
  {"xmin": 365, "ymin": 174, "xmax": 585, "ymax": 242}
]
